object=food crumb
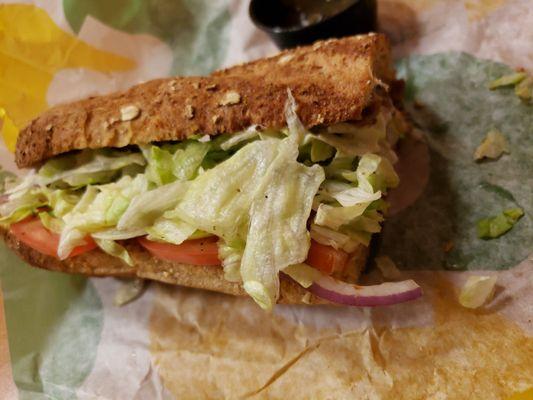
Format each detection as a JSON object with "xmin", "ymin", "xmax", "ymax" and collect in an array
[{"xmin": 474, "ymin": 129, "xmax": 509, "ymax": 161}]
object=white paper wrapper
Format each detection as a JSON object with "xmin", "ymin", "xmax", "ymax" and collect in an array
[{"xmin": 0, "ymin": 0, "xmax": 531, "ymax": 398}]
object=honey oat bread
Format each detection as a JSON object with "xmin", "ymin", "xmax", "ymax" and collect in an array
[
  {"xmin": 2, "ymin": 34, "xmax": 423, "ymax": 310},
  {"xmin": 16, "ymin": 33, "xmax": 393, "ymax": 168}
]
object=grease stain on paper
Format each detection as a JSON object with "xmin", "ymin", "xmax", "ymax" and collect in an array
[
  {"xmin": 148, "ymin": 278, "xmax": 532, "ymax": 399},
  {"xmin": 0, "ymin": 3, "xmax": 134, "ymax": 152}
]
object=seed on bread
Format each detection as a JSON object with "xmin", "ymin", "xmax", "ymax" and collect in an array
[
  {"xmin": 219, "ymin": 91, "xmax": 241, "ymax": 106},
  {"xmin": 120, "ymin": 105, "xmax": 140, "ymax": 121},
  {"xmin": 184, "ymin": 105, "xmax": 195, "ymax": 119}
]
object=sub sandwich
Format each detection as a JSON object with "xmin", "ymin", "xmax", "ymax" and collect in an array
[{"xmin": 0, "ymin": 34, "xmax": 422, "ymax": 310}]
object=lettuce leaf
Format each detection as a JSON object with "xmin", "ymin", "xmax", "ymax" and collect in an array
[
  {"xmin": 0, "ymin": 188, "xmax": 48, "ymax": 226},
  {"xmin": 38, "ymin": 211, "xmax": 64, "ymax": 234},
  {"xmin": 283, "ymin": 263, "xmax": 321, "ymax": 288},
  {"xmin": 58, "ymin": 175, "xmax": 147, "ymax": 258},
  {"xmin": 91, "ymin": 227, "xmax": 146, "ymax": 240},
  {"xmin": 63, "ymin": 175, "xmax": 147, "ymax": 232},
  {"xmin": 459, "ymin": 275, "xmax": 497, "ymax": 308},
  {"xmin": 218, "ymin": 239, "xmax": 245, "ymax": 282},
  {"xmin": 317, "ymin": 112, "xmax": 389, "ymax": 157},
  {"xmin": 240, "ymin": 136, "xmax": 324, "ymax": 310},
  {"xmin": 43, "ymin": 189, "xmax": 81, "ymax": 217},
  {"xmin": 142, "ymin": 141, "xmax": 210, "ymax": 186},
  {"xmin": 488, "ymin": 72, "xmax": 526, "ymax": 89},
  {"xmin": 39, "ymin": 149, "xmax": 145, "ymax": 186},
  {"xmin": 310, "ymin": 139, "xmax": 335, "ymax": 162},
  {"xmin": 117, "ymin": 180, "xmax": 190, "ymax": 230},
  {"xmin": 146, "ymin": 217, "xmax": 196, "ymax": 245},
  {"xmin": 314, "ymin": 152, "xmax": 396, "ymax": 233},
  {"xmin": 94, "ymin": 238, "xmax": 134, "ymax": 266},
  {"xmin": 309, "ymin": 223, "xmax": 360, "ymax": 253},
  {"xmin": 142, "ymin": 145, "xmax": 176, "ymax": 185},
  {"xmin": 172, "ymin": 141, "xmax": 210, "ymax": 180},
  {"xmin": 220, "ymin": 126, "xmax": 259, "ymax": 151},
  {"xmin": 477, "ymin": 208, "xmax": 524, "ymax": 239},
  {"xmin": 173, "ymin": 139, "xmax": 280, "ymax": 240},
  {"xmin": 285, "ymin": 89, "xmax": 308, "ymax": 143},
  {"xmin": 321, "ymin": 180, "xmax": 381, "ymax": 206},
  {"xmin": 315, "ymin": 202, "xmax": 370, "ymax": 230}
]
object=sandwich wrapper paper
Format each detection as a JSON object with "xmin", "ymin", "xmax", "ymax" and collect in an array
[{"xmin": 0, "ymin": 0, "xmax": 531, "ymax": 398}]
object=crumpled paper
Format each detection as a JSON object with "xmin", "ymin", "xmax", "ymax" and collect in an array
[{"xmin": 0, "ymin": 0, "xmax": 531, "ymax": 399}]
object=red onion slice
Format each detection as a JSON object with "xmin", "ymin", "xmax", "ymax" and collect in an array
[{"xmin": 308, "ymin": 274, "xmax": 423, "ymax": 307}]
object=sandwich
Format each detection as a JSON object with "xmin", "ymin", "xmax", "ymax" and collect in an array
[{"xmin": 0, "ymin": 33, "xmax": 422, "ymax": 310}]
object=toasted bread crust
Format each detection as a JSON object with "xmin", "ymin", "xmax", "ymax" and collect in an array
[
  {"xmin": 1, "ymin": 227, "xmax": 367, "ymax": 305},
  {"xmin": 15, "ymin": 34, "xmax": 393, "ymax": 168}
]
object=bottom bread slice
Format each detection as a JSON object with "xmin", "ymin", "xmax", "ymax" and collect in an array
[{"xmin": 1, "ymin": 228, "xmax": 367, "ymax": 305}]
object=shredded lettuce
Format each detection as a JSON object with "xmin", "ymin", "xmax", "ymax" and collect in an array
[
  {"xmin": 459, "ymin": 275, "xmax": 497, "ymax": 308},
  {"xmin": 91, "ymin": 227, "xmax": 146, "ymax": 240},
  {"xmin": 38, "ymin": 211, "xmax": 64, "ymax": 234},
  {"xmin": 317, "ymin": 111, "xmax": 389, "ymax": 157},
  {"xmin": 220, "ymin": 126, "xmax": 259, "ymax": 151},
  {"xmin": 58, "ymin": 176, "xmax": 147, "ymax": 258},
  {"xmin": 62, "ymin": 175, "xmax": 147, "ymax": 232},
  {"xmin": 0, "ymin": 188, "xmax": 47, "ymax": 225},
  {"xmin": 310, "ymin": 139, "xmax": 335, "ymax": 162},
  {"xmin": 218, "ymin": 239, "xmax": 245, "ymax": 282},
  {"xmin": 314, "ymin": 151, "xmax": 397, "ymax": 240},
  {"xmin": 488, "ymin": 72, "xmax": 526, "ymax": 89},
  {"xmin": 477, "ymin": 208, "xmax": 524, "ymax": 239},
  {"xmin": 142, "ymin": 141, "xmax": 209, "ymax": 185},
  {"xmin": 240, "ymin": 135, "xmax": 324, "ymax": 309},
  {"xmin": 172, "ymin": 141, "xmax": 210, "ymax": 180},
  {"xmin": 283, "ymin": 263, "xmax": 321, "ymax": 288},
  {"xmin": 321, "ymin": 181, "xmax": 381, "ymax": 207},
  {"xmin": 94, "ymin": 238, "xmax": 134, "ymax": 266},
  {"xmin": 315, "ymin": 202, "xmax": 370, "ymax": 230},
  {"xmin": 39, "ymin": 150, "xmax": 145, "ymax": 186},
  {"xmin": 309, "ymin": 224, "xmax": 360, "ymax": 253},
  {"xmin": 142, "ymin": 145, "xmax": 176, "ymax": 186},
  {"xmin": 146, "ymin": 217, "xmax": 196, "ymax": 245},
  {"xmin": 117, "ymin": 180, "xmax": 190, "ymax": 230},
  {"xmin": 285, "ymin": 89, "xmax": 308, "ymax": 143},
  {"xmin": 173, "ymin": 139, "xmax": 280, "ymax": 240},
  {"xmin": 43, "ymin": 189, "xmax": 81, "ymax": 217}
]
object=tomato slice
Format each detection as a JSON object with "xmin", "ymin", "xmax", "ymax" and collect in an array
[
  {"xmin": 138, "ymin": 237, "xmax": 346, "ymax": 273},
  {"xmin": 10, "ymin": 217, "xmax": 96, "ymax": 259},
  {"xmin": 306, "ymin": 240, "xmax": 349, "ymax": 275},
  {"xmin": 138, "ymin": 236, "xmax": 221, "ymax": 266}
]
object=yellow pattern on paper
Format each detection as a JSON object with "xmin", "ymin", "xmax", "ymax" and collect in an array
[
  {"xmin": 0, "ymin": 4, "xmax": 135, "ymax": 152},
  {"xmin": 464, "ymin": 0, "xmax": 507, "ymax": 20}
]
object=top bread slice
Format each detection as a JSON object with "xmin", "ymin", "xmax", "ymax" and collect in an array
[{"xmin": 15, "ymin": 33, "xmax": 394, "ymax": 168}]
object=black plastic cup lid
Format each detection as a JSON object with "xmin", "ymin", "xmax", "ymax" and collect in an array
[{"xmin": 249, "ymin": 0, "xmax": 377, "ymax": 50}]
